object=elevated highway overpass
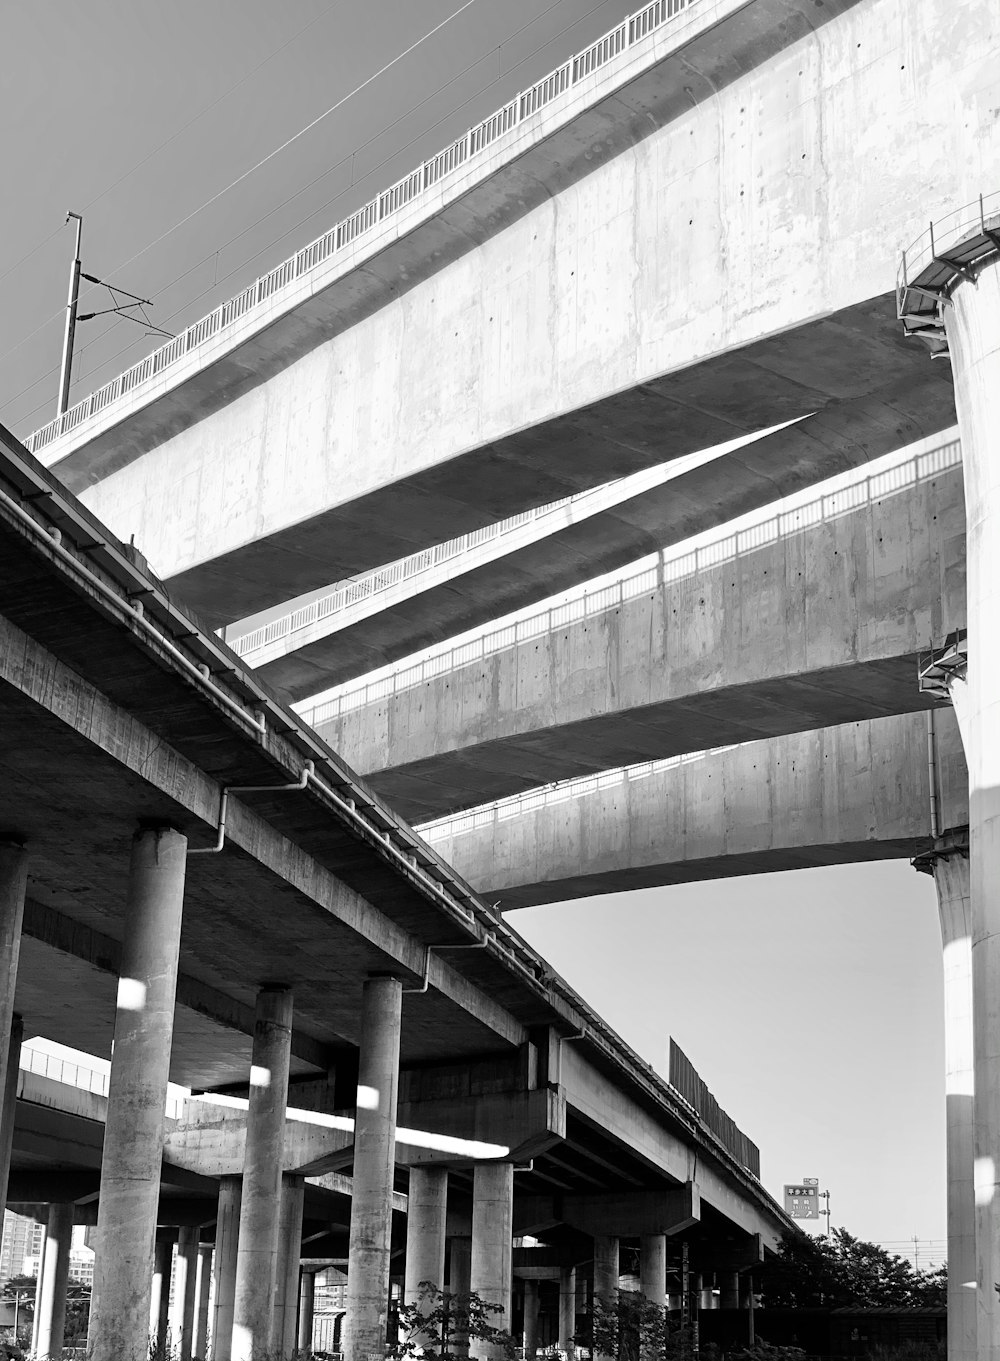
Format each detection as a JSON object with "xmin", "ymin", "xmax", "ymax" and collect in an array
[
  {"xmin": 419, "ymin": 710, "xmax": 968, "ymax": 907},
  {"xmin": 26, "ymin": 0, "xmax": 993, "ymax": 626},
  {"xmin": 308, "ymin": 436, "xmax": 966, "ymax": 821},
  {"xmin": 0, "ymin": 421, "xmax": 788, "ymax": 1358}
]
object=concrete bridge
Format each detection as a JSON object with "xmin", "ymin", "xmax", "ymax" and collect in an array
[
  {"xmin": 7, "ymin": 1, "xmax": 1000, "ymax": 1359},
  {"xmin": 0, "ymin": 421, "xmax": 785, "ymax": 1358},
  {"xmin": 28, "ymin": 0, "xmax": 992, "ymax": 629}
]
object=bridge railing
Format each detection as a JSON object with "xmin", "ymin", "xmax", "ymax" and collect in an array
[
  {"xmin": 25, "ymin": 0, "xmax": 697, "ymax": 456},
  {"xmin": 19, "ymin": 1046, "xmax": 185, "ymax": 1118},
  {"xmin": 297, "ymin": 436, "xmax": 962, "ymax": 729}
]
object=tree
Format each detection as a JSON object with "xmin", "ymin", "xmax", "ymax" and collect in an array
[
  {"xmin": 759, "ymin": 1229, "xmax": 946, "ymax": 1309},
  {"xmin": 390, "ymin": 1283, "xmax": 517, "ymax": 1361},
  {"xmin": 573, "ymin": 1290, "xmax": 693, "ymax": 1361}
]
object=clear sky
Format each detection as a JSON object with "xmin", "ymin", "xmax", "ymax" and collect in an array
[{"xmin": 2, "ymin": 2, "xmax": 949, "ymax": 1253}]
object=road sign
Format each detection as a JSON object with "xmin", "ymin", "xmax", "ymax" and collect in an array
[
  {"xmin": 784, "ymin": 1184, "xmax": 820, "ymax": 1218},
  {"xmin": 803, "ymin": 1176, "xmax": 819, "ymax": 1186}
]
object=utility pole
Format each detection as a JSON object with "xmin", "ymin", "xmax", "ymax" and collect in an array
[{"xmin": 57, "ymin": 212, "xmax": 83, "ymax": 417}]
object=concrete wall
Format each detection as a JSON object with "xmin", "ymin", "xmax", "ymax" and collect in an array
[
  {"xmin": 421, "ymin": 710, "xmax": 968, "ymax": 907},
  {"xmin": 318, "ymin": 456, "xmax": 967, "ymax": 820},
  {"xmin": 65, "ymin": 0, "xmax": 996, "ymax": 622}
]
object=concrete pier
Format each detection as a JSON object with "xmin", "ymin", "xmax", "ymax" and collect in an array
[
  {"xmin": 88, "ymin": 823, "xmax": 188, "ymax": 1361},
  {"xmin": 640, "ymin": 1234, "xmax": 667, "ymax": 1307},
  {"xmin": 343, "ymin": 975, "xmax": 403, "ymax": 1361},
  {"xmin": 212, "ymin": 1175, "xmax": 242, "ymax": 1361},
  {"xmin": 271, "ymin": 1173, "xmax": 305, "ymax": 1357},
  {"xmin": 721, "ymin": 1272, "xmax": 741, "ymax": 1311},
  {"xmin": 0, "ymin": 844, "xmax": 26, "ymax": 1212},
  {"xmin": 170, "ymin": 1226, "xmax": 199, "ymax": 1361},
  {"xmin": 149, "ymin": 1234, "xmax": 173, "ymax": 1360},
  {"xmin": 195, "ymin": 1243, "xmax": 212, "ymax": 1360},
  {"xmin": 523, "ymin": 1278, "xmax": 540, "ymax": 1360},
  {"xmin": 232, "ymin": 985, "xmax": 294, "ymax": 1361},
  {"xmin": 945, "ymin": 248, "xmax": 1000, "ymax": 1361},
  {"xmin": 470, "ymin": 1162, "xmax": 514, "ymax": 1360},
  {"xmin": 593, "ymin": 1236, "xmax": 619, "ymax": 1301},
  {"xmin": 0, "ymin": 1014, "xmax": 22, "ymax": 1220},
  {"xmin": 559, "ymin": 1267, "xmax": 577, "ymax": 1357},
  {"xmin": 298, "ymin": 1270, "xmax": 316, "ymax": 1354},
  {"xmin": 404, "ymin": 1167, "xmax": 449, "ymax": 1302},
  {"xmin": 34, "ymin": 1201, "xmax": 72, "ymax": 1359}
]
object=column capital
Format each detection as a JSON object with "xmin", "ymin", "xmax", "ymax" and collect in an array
[{"xmin": 913, "ymin": 826, "xmax": 970, "ymax": 875}]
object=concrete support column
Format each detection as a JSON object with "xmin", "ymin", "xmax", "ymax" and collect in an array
[
  {"xmin": 522, "ymin": 1278, "xmax": 540, "ymax": 1360},
  {"xmin": 212, "ymin": 1174, "xmax": 242, "ymax": 1361},
  {"xmin": 271, "ymin": 1174, "xmax": 305, "ymax": 1358},
  {"xmin": 558, "ymin": 1267, "xmax": 577, "ymax": 1357},
  {"xmin": 405, "ymin": 1167, "xmax": 449, "ymax": 1303},
  {"xmin": 640, "ymin": 1234, "xmax": 667, "ymax": 1308},
  {"xmin": 721, "ymin": 1272, "xmax": 740, "ymax": 1311},
  {"xmin": 469, "ymin": 1162, "xmax": 514, "ymax": 1360},
  {"xmin": 593, "ymin": 1236, "xmax": 619, "ymax": 1302},
  {"xmin": 0, "ymin": 1014, "xmax": 22, "ymax": 1223},
  {"xmin": 343, "ymin": 975, "xmax": 403, "ymax": 1361},
  {"xmin": 88, "ymin": 823, "xmax": 188, "ymax": 1361},
  {"xmin": 195, "ymin": 1243, "xmax": 212, "ymax": 1360},
  {"xmin": 928, "ymin": 844, "xmax": 977, "ymax": 1361},
  {"xmin": 449, "ymin": 1236, "xmax": 472, "ymax": 1296},
  {"xmin": 170, "ymin": 1226, "xmax": 200, "ymax": 1361},
  {"xmin": 232, "ymin": 985, "xmax": 294, "ymax": 1361},
  {"xmin": 34, "ymin": 1201, "xmax": 73, "ymax": 1358},
  {"xmin": 740, "ymin": 1274, "xmax": 756, "ymax": 1345},
  {"xmin": 0, "ymin": 843, "xmax": 27, "ymax": 1215},
  {"xmin": 149, "ymin": 1233, "xmax": 173, "ymax": 1360},
  {"xmin": 945, "ymin": 247, "xmax": 1000, "ymax": 1361},
  {"xmin": 298, "ymin": 1270, "xmax": 316, "ymax": 1354}
]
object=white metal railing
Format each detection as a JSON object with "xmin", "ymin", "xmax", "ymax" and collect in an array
[
  {"xmin": 297, "ymin": 435, "xmax": 963, "ymax": 728},
  {"xmin": 25, "ymin": 0, "xmax": 697, "ymax": 456},
  {"xmin": 19, "ymin": 1046, "xmax": 185, "ymax": 1118},
  {"xmin": 231, "ymin": 492, "xmax": 588, "ymax": 658}
]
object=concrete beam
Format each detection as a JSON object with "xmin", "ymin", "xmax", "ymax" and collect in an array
[
  {"xmin": 55, "ymin": 0, "xmax": 991, "ymax": 625},
  {"xmin": 322, "ymin": 451, "xmax": 967, "ymax": 821},
  {"xmin": 514, "ymin": 1186, "xmax": 699, "ymax": 1239},
  {"xmin": 423, "ymin": 710, "xmax": 968, "ymax": 908},
  {"xmin": 256, "ymin": 414, "xmax": 961, "ymax": 702}
]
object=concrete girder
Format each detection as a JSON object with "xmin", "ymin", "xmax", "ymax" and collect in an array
[
  {"xmin": 513, "ymin": 1186, "xmax": 699, "ymax": 1239},
  {"xmin": 323, "ymin": 452, "xmax": 967, "ymax": 821},
  {"xmin": 256, "ymin": 414, "xmax": 962, "ymax": 703},
  {"xmin": 425, "ymin": 710, "xmax": 968, "ymax": 908},
  {"xmin": 53, "ymin": 0, "xmax": 999, "ymax": 625}
]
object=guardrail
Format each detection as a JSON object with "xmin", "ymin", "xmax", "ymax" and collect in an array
[
  {"xmin": 896, "ymin": 189, "xmax": 1000, "ymax": 352},
  {"xmin": 232, "ymin": 492, "xmax": 577, "ymax": 658},
  {"xmin": 26, "ymin": 0, "xmax": 694, "ymax": 456},
  {"xmin": 297, "ymin": 436, "xmax": 963, "ymax": 728},
  {"xmin": 19, "ymin": 1046, "xmax": 185, "ymax": 1118}
]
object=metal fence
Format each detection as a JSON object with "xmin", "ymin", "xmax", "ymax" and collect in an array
[
  {"xmin": 26, "ymin": 0, "xmax": 696, "ymax": 456},
  {"xmin": 19, "ymin": 1046, "xmax": 185, "ymax": 1118}
]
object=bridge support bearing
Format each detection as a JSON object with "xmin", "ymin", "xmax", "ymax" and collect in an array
[
  {"xmin": 88, "ymin": 823, "xmax": 188, "ymax": 1361},
  {"xmin": 212, "ymin": 1175, "xmax": 242, "ymax": 1361},
  {"xmin": 271, "ymin": 1173, "xmax": 305, "ymax": 1357},
  {"xmin": 470, "ymin": 1161, "xmax": 514, "ymax": 1360},
  {"xmin": 231, "ymin": 984, "xmax": 294, "ymax": 1361},
  {"xmin": 404, "ymin": 1166, "xmax": 449, "ymax": 1311},
  {"xmin": 915, "ymin": 832, "xmax": 975, "ymax": 1361},
  {"xmin": 945, "ymin": 247, "xmax": 1000, "ymax": 1361},
  {"xmin": 640, "ymin": 1234, "xmax": 667, "ymax": 1308},
  {"xmin": 343, "ymin": 975, "xmax": 403, "ymax": 1361}
]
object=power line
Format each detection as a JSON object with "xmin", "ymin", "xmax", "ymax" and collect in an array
[
  {"xmin": 0, "ymin": 0, "xmax": 342, "ymax": 289},
  {"xmin": 0, "ymin": 0, "xmax": 478, "ymax": 372},
  {"xmin": 8, "ymin": 0, "xmax": 619, "ymax": 428}
]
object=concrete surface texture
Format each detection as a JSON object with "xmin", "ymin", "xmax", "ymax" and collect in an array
[
  {"xmin": 53, "ymin": 0, "xmax": 994, "ymax": 625},
  {"xmin": 316, "ymin": 449, "xmax": 967, "ymax": 821},
  {"xmin": 945, "ymin": 249, "xmax": 1000, "ymax": 1361},
  {"xmin": 421, "ymin": 710, "xmax": 968, "ymax": 907}
]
